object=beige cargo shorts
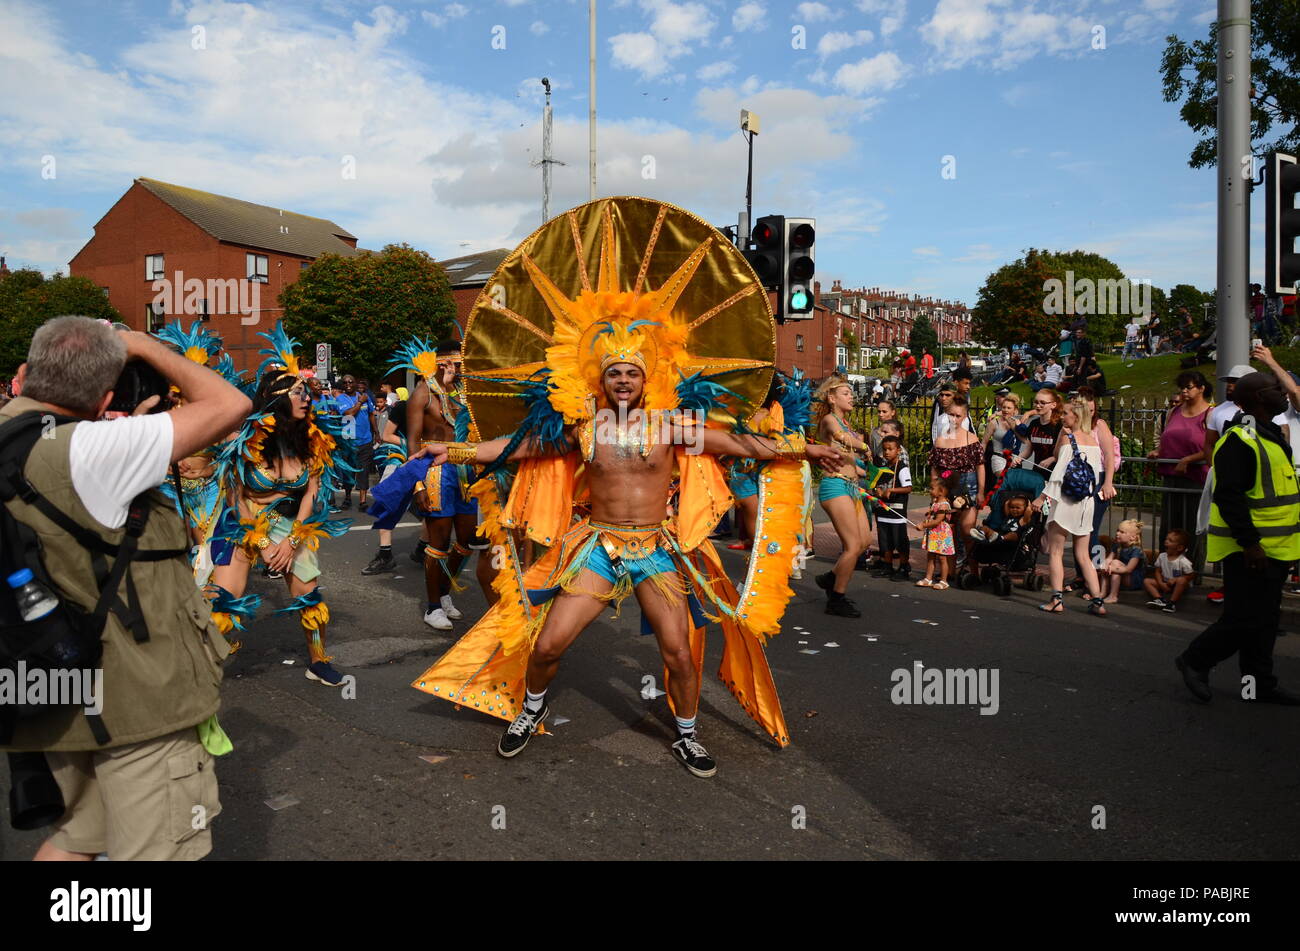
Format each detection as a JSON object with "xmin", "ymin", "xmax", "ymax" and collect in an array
[{"xmin": 44, "ymin": 726, "xmax": 221, "ymax": 861}]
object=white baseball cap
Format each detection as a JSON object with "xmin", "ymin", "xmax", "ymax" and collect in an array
[{"xmin": 1224, "ymin": 364, "xmax": 1254, "ymax": 380}]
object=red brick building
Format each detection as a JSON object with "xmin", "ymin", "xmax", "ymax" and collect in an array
[
  {"xmin": 69, "ymin": 178, "xmax": 365, "ymax": 370},
  {"xmin": 774, "ymin": 281, "xmax": 972, "ymax": 379}
]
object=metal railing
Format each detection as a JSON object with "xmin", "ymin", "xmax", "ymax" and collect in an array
[{"xmin": 845, "ymin": 396, "xmax": 1218, "ymax": 574}]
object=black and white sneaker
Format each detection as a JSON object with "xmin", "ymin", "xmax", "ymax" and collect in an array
[
  {"xmin": 671, "ymin": 735, "xmax": 717, "ymax": 778},
  {"xmin": 361, "ymin": 551, "xmax": 396, "ymax": 575},
  {"xmin": 497, "ymin": 705, "xmax": 548, "ymax": 758},
  {"xmin": 1146, "ymin": 598, "xmax": 1168, "ymax": 610}
]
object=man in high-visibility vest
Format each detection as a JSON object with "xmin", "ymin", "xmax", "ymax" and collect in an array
[{"xmin": 1176, "ymin": 372, "xmax": 1300, "ymax": 705}]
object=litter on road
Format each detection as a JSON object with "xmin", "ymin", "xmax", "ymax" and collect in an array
[{"xmin": 265, "ymin": 795, "xmax": 300, "ymax": 811}]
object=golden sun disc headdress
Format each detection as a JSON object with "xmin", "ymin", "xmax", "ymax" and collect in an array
[{"xmin": 461, "ymin": 197, "xmax": 776, "ymax": 439}]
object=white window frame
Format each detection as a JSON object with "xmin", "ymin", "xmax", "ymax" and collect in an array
[
  {"xmin": 145, "ymin": 254, "xmax": 164, "ymax": 281},
  {"xmin": 247, "ymin": 253, "xmax": 269, "ymax": 283},
  {"xmin": 835, "ymin": 345, "xmax": 847, "ymax": 368},
  {"xmin": 795, "ymin": 334, "xmax": 805, "ymax": 352}
]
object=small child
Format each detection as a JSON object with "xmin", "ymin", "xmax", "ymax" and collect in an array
[
  {"xmin": 876, "ymin": 420, "xmax": 910, "ymax": 468},
  {"xmin": 916, "ymin": 477, "xmax": 954, "ymax": 590},
  {"xmin": 1101, "ymin": 519, "xmax": 1146, "ymax": 603},
  {"xmin": 871, "ymin": 435, "xmax": 913, "ymax": 582},
  {"xmin": 966, "ymin": 493, "xmax": 1032, "ymax": 578},
  {"xmin": 1144, "ymin": 529, "xmax": 1194, "ymax": 613}
]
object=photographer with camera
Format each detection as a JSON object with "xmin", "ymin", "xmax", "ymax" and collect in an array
[{"xmin": 1, "ymin": 315, "xmax": 251, "ymax": 860}]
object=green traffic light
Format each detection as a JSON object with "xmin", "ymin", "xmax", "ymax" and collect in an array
[{"xmin": 790, "ymin": 289, "xmax": 808, "ymax": 310}]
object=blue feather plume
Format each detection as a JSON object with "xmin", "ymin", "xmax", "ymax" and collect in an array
[
  {"xmin": 155, "ymin": 319, "xmax": 222, "ymax": 363},
  {"xmin": 776, "ymin": 369, "xmax": 812, "ymax": 433},
  {"xmin": 255, "ymin": 321, "xmax": 302, "ymax": 378}
]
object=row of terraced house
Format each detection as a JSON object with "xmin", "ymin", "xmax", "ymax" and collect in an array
[{"xmin": 67, "ymin": 178, "xmax": 971, "ymax": 379}]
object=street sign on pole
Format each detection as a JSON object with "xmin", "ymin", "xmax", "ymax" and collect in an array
[{"xmin": 315, "ymin": 342, "xmax": 332, "ymax": 381}]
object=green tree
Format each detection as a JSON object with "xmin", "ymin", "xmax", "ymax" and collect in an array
[
  {"xmin": 279, "ymin": 243, "xmax": 456, "ymax": 382},
  {"xmin": 907, "ymin": 312, "xmax": 938, "ymax": 357},
  {"xmin": 0, "ymin": 269, "xmax": 122, "ymax": 375},
  {"xmin": 1168, "ymin": 283, "xmax": 1216, "ymax": 329},
  {"xmin": 971, "ymin": 248, "xmax": 1135, "ymax": 350},
  {"xmin": 1160, "ymin": 7, "xmax": 1300, "ymax": 168}
]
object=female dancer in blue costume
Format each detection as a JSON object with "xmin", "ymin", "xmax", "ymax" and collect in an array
[{"xmin": 207, "ymin": 324, "xmax": 353, "ymax": 686}]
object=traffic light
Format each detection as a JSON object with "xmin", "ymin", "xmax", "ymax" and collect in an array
[
  {"xmin": 782, "ymin": 217, "xmax": 815, "ymax": 321},
  {"xmin": 1265, "ymin": 151, "xmax": 1300, "ymax": 295},
  {"xmin": 742, "ymin": 214, "xmax": 783, "ymax": 290}
]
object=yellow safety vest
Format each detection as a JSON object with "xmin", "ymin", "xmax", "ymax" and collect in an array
[{"xmin": 1206, "ymin": 425, "xmax": 1300, "ymax": 562}]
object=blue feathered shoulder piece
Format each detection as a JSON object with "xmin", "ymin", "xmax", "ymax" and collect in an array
[
  {"xmin": 674, "ymin": 369, "xmax": 741, "ymax": 421},
  {"xmin": 776, "ymin": 369, "xmax": 812, "ymax": 434},
  {"xmin": 476, "ymin": 369, "xmax": 569, "ymax": 478}
]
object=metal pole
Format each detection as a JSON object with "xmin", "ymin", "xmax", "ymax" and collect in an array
[
  {"xmin": 745, "ymin": 130, "xmax": 754, "ymax": 246},
  {"xmin": 542, "ymin": 78, "xmax": 553, "ymax": 223},
  {"xmin": 1215, "ymin": 0, "xmax": 1251, "ymax": 402},
  {"xmin": 589, "ymin": 0, "xmax": 597, "ymax": 200}
]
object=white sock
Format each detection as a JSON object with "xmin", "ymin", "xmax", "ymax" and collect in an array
[
  {"xmin": 524, "ymin": 688, "xmax": 546, "ymax": 715},
  {"xmin": 675, "ymin": 715, "xmax": 697, "ymax": 738}
]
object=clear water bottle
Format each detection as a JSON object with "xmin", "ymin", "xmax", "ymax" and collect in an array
[{"xmin": 7, "ymin": 569, "xmax": 59, "ymax": 622}]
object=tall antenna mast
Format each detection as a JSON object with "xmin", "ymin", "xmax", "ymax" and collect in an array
[{"xmin": 535, "ymin": 77, "xmax": 566, "ymax": 223}]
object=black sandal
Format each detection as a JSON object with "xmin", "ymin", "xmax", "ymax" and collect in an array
[
  {"xmin": 1089, "ymin": 597, "xmax": 1107, "ymax": 617},
  {"xmin": 1040, "ymin": 590, "xmax": 1064, "ymax": 613}
]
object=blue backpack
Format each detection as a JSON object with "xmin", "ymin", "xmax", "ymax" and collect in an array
[{"xmin": 1060, "ymin": 432, "xmax": 1097, "ymax": 503}]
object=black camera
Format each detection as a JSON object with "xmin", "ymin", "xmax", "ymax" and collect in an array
[{"xmin": 106, "ymin": 360, "xmax": 170, "ymax": 415}]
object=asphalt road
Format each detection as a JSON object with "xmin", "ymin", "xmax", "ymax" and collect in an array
[{"xmin": 3, "ymin": 511, "xmax": 1298, "ymax": 861}]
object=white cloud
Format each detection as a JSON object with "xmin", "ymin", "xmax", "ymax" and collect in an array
[
  {"xmin": 529, "ymin": 20, "xmax": 550, "ymax": 36},
  {"xmin": 953, "ymin": 243, "xmax": 999, "ymax": 263},
  {"xmin": 795, "ymin": 2, "xmax": 838, "ymax": 22},
  {"xmin": 856, "ymin": 0, "xmax": 907, "ymax": 37},
  {"xmin": 610, "ymin": 1, "xmax": 717, "ymax": 80},
  {"xmin": 1001, "ymin": 82, "xmax": 1037, "ymax": 106},
  {"xmin": 732, "ymin": 1, "xmax": 766, "ymax": 32},
  {"xmin": 610, "ymin": 32, "xmax": 668, "ymax": 77},
  {"xmin": 921, "ymin": 0, "xmax": 1097, "ymax": 70},
  {"xmin": 421, "ymin": 3, "xmax": 468, "ymax": 29},
  {"xmin": 913, "ymin": 246, "xmax": 942, "ymax": 256},
  {"xmin": 817, "ymin": 29, "xmax": 874, "ymax": 59},
  {"xmin": 832, "ymin": 51, "xmax": 906, "ymax": 95},
  {"xmin": 696, "ymin": 60, "xmax": 736, "ymax": 81}
]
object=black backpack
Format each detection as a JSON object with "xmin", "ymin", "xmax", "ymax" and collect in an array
[{"xmin": 0, "ymin": 411, "xmax": 185, "ymax": 746}]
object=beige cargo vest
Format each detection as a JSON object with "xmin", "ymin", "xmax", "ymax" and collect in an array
[{"xmin": 0, "ymin": 397, "xmax": 228, "ymax": 752}]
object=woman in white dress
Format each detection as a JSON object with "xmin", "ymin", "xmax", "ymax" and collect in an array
[{"xmin": 1032, "ymin": 399, "xmax": 1107, "ymax": 616}]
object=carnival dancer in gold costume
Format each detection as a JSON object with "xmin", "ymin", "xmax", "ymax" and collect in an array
[{"xmin": 408, "ymin": 197, "xmax": 840, "ymax": 777}]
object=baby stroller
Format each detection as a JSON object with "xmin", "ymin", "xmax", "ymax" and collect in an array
[{"xmin": 959, "ymin": 462, "xmax": 1050, "ymax": 596}]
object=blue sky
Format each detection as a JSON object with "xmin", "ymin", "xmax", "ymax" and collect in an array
[{"xmin": 0, "ymin": 0, "xmax": 1254, "ymax": 306}]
